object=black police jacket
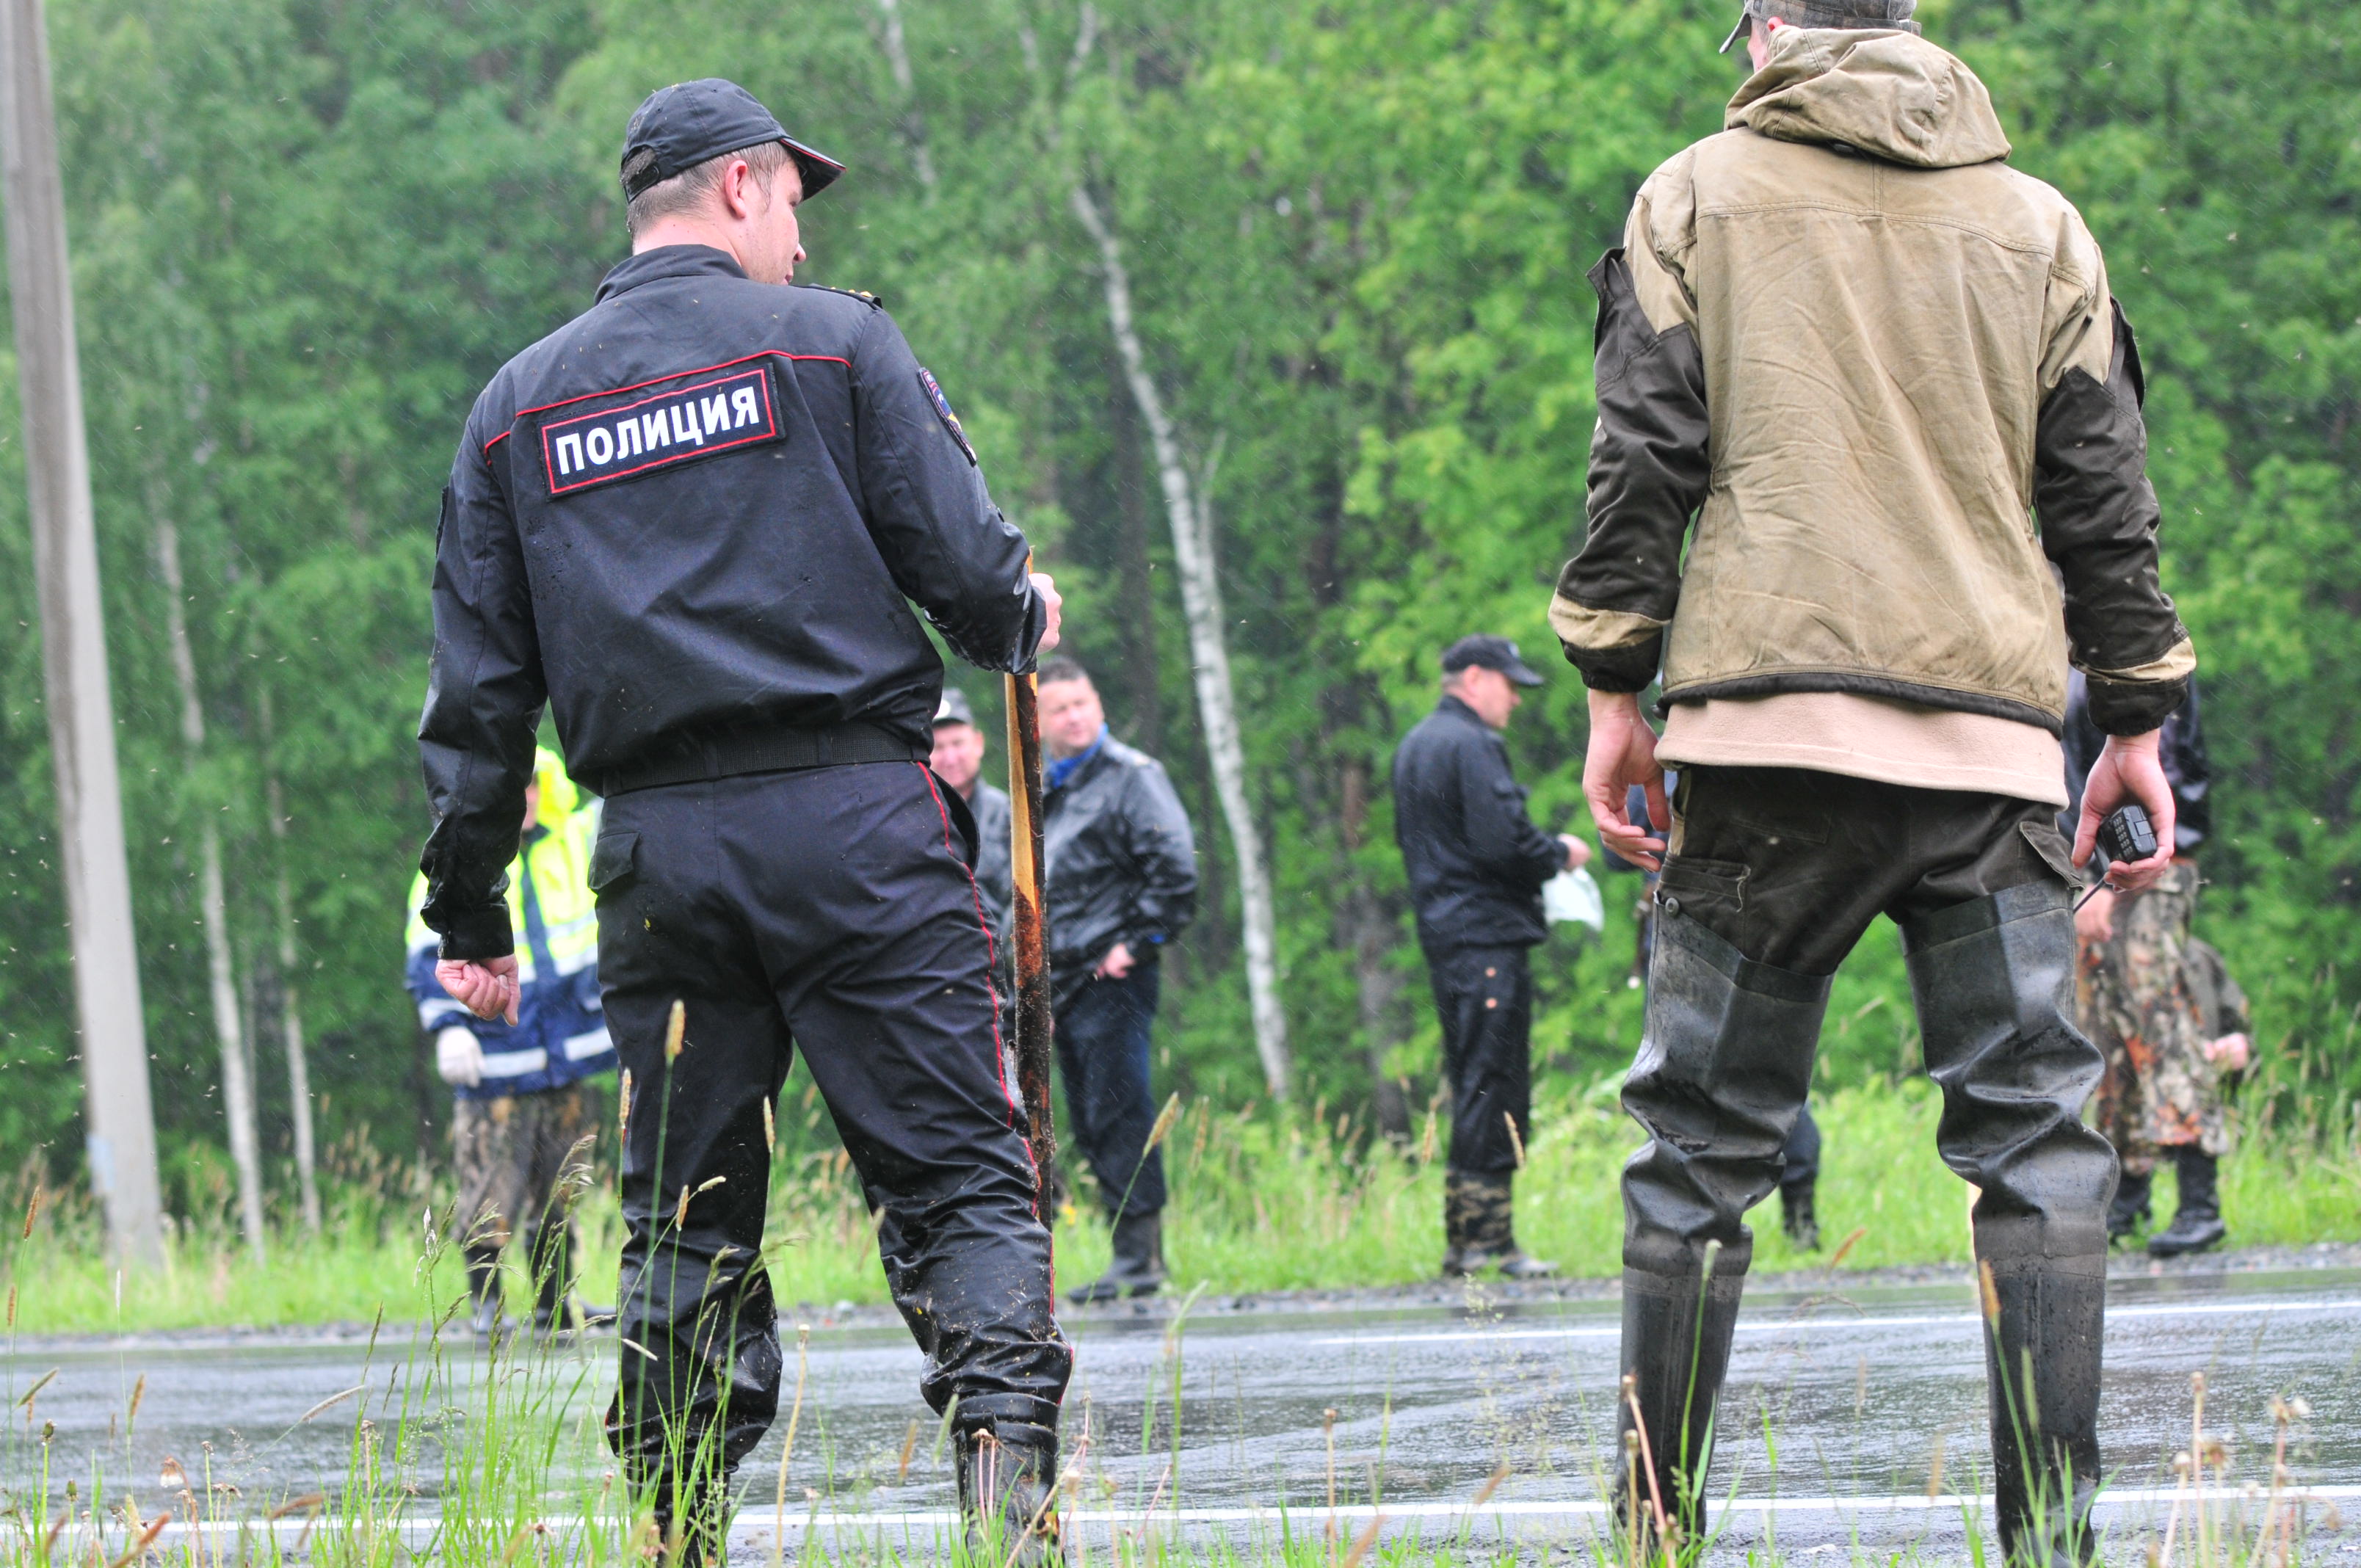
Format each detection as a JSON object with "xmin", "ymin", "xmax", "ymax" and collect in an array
[
  {"xmin": 419, "ymin": 246, "xmax": 1048, "ymax": 959},
  {"xmin": 1042, "ymin": 734, "xmax": 1197, "ymax": 998},
  {"xmin": 1391, "ymin": 696, "xmax": 1566, "ymax": 951},
  {"xmin": 2061, "ymin": 669, "xmax": 2210, "ymax": 855}
]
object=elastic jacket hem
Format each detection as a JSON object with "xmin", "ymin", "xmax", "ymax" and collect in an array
[{"xmin": 1659, "ymin": 670, "xmax": 2064, "ymax": 735}]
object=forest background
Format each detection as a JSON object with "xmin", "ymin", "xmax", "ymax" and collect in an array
[{"xmin": 0, "ymin": 0, "xmax": 2355, "ymax": 1232}]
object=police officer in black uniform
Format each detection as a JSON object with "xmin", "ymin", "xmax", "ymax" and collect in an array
[{"xmin": 418, "ymin": 79, "xmax": 1069, "ymax": 1561}]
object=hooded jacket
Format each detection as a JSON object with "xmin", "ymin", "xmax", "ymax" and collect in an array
[{"xmin": 1551, "ymin": 28, "xmax": 2192, "ymax": 738}]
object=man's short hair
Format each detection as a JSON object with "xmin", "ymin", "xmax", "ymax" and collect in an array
[
  {"xmin": 1037, "ymin": 656, "xmax": 1092, "ymax": 688},
  {"xmin": 624, "ymin": 139, "xmax": 793, "ymax": 239}
]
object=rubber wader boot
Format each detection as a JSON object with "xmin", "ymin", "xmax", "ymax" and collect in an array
[
  {"xmin": 465, "ymin": 1243, "xmax": 503, "ymax": 1339},
  {"xmin": 651, "ymin": 1470, "xmax": 734, "ymax": 1568},
  {"xmin": 1615, "ymin": 900, "xmax": 1834, "ymax": 1545},
  {"xmin": 1904, "ymin": 884, "xmax": 2110, "ymax": 1567},
  {"xmin": 1779, "ymin": 1178, "xmax": 1820, "ymax": 1252},
  {"xmin": 1067, "ymin": 1211, "xmax": 1166, "ymax": 1304},
  {"xmin": 1440, "ymin": 1171, "xmax": 1555, "ymax": 1279},
  {"xmin": 2147, "ymin": 1147, "xmax": 2226, "ymax": 1257},
  {"xmin": 527, "ymin": 1223, "xmax": 616, "ymax": 1332},
  {"xmin": 2106, "ymin": 1166, "xmax": 2153, "ymax": 1243},
  {"xmin": 1616, "ymin": 1260, "xmax": 1745, "ymax": 1550},
  {"xmin": 1982, "ymin": 1266, "xmax": 2106, "ymax": 1568},
  {"xmin": 955, "ymin": 1415, "xmax": 1062, "ymax": 1565}
]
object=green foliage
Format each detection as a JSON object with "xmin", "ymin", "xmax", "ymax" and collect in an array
[{"xmin": 0, "ymin": 0, "xmax": 2354, "ymax": 1204}]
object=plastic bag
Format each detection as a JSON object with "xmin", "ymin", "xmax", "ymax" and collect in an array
[{"xmin": 1542, "ymin": 866, "xmax": 1606, "ymax": 932}]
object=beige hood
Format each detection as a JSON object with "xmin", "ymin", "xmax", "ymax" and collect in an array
[{"xmin": 1725, "ymin": 27, "xmax": 2010, "ymax": 170}]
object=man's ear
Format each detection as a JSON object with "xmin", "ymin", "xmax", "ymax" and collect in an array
[{"xmin": 720, "ymin": 156, "xmax": 758, "ymax": 220}]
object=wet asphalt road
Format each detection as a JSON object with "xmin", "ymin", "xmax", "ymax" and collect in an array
[{"xmin": 6, "ymin": 1263, "xmax": 2359, "ymax": 1562}]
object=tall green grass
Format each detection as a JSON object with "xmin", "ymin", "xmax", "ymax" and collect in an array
[{"xmin": 7, "ymin": 1070, "xmax": 2357, "ymax": 1337}]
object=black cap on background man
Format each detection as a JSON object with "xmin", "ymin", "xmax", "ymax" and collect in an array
[
  {"xmin": 620, "ymin": 78, "xmax": 846, "ymax": 200},
  {"xmin": 1442, "ymin": 634, "xmax": 1545, "ymax": 688}
]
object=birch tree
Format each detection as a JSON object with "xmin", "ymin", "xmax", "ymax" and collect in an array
[
  {"xmin": 154, "ymin": 506, "xmax": 265, "ymax": 1257},
  {"xmin": 1067, "ymin": 179, "xmax": 1291, "ymax": 1097}
]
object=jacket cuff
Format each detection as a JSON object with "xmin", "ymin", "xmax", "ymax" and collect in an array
[
  {"xmin": 438, "ymin": 905, "xmax": 516, "ymax": 962},
  {"xmin": 2083, "ymin": 672, "xmax": 2190, "ymax": 737},
  {"xmin": 1561, "ymin": 634, "xmax": 1661, "ymax": 694}
]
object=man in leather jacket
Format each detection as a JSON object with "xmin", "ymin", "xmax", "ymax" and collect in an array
[{"xmin": 1034, "ymin": 658, "xmax": 1197, "ymax": 1303}]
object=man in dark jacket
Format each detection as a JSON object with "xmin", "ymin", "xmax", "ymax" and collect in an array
[
  {"xmin": 1392, "ymin": 635, "xmax": 1588, "ymax": 1277},
  {"xmin": 1035, "ymin": 658, "xmax": 1197, "ymax": 1303},
  {"xmin": 2064, "ymin": 673, "xmax": 2227, "ymax": 1255},
  {"xmin": 416, "ymin": 79, "xmax": 1069, "ymax": 1560},
  {"xmin": 933, "ymin": 687, "xmax": 1014, "ymax": 921}
]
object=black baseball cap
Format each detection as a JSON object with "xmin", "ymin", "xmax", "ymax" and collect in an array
[
  {"xmin": 620, "ymin": 79, "xmax": 845, "ymax": 203},
  {"xmin": 1441, "ymin": 635, "xmax": 1544, "ymax": 688},
  {"xmin": 935, "ymin": 689, "xmax": 978, "ymax": 728}
]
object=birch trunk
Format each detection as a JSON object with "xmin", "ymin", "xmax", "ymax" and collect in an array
[
  {"xmin": 1068, "ymin": 181, "xmax": 1291, "ymax": 1097},
  {"xmin": 871, "ymin": 0, "xmax": 938, "ymax": 192},
  {"xmin": 263, "ymin": 746, "xmax": 320, "ymax": 1234},
  {"xmin": 156, "ymin": 514, "xmax": 266, "ymax": 1257}
]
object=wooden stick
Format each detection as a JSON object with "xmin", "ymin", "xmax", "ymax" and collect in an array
[{"xmin": 1005, "ymin": 661, "xmax": 1058, "ymax": 1202}]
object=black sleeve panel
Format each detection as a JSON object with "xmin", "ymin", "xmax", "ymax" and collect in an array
[
  {"xmin": 851, "ymin": 309, "xmax": 1048, "ymax": 672},
  {"xmin": 1456, "ymin": 736, "xmax": 1564, "ymax": 892},
  {"xmin": 1553, "ymin": 247, "xmax": 1711, "ymax": 694},
  {"xmin": 2034, "ymin": 300, "xmax": 2191, "ymax": 735},
  {"xmin": 1118, "ymin": 762, "xmax": 1198, "ymax": 949},
  {"xmin": 417, "ymin": 411, "xmax": 544, "ymax": 960},
  {"xmin": 2164, "ymin": 678, "xmax": 2211, "ymax": 848}
]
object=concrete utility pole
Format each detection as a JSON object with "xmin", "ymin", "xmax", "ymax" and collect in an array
[{"xmin": 0, "ymin": 0, "xmax": 165, "ymax": 1264}]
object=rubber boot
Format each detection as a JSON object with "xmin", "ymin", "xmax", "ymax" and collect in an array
[
  {"xmin": 955, "ymin": 1415, "xmax": 1062, "ymax": 1565},
  {"xmin": 1981, "ymin": 1262, "xmax": 2105, "ymax": 1567},
  {"xmin": 2106, "ymin": 1166, "xmax": 2153, "ymax": 1244},
  {"xmin": 1901, "ymin": 883, "xmax": 2111, "ymax": 1567},
  {"xmin": 1440, "ymin": 1172, "xmax": 1554, "ymax": 1278},
  {"xmin": 528, "ymin": 1223, "xmax": 616, "ymax": 1332},
  {"xmin": 1614, "ymin": 1257, "xmax": 1745, "ymax": 1552},
  {"xmin": 465, "ymin": 1243, "xmax": 504, "ymax": 1339},
  {"xmin": 2147, "ymin": 1147, "xmax": 2226, "ymax": 1257},
  {"xmin": 650, "ymin": 1469, "xmax": 734, "ymax": 1567},
  {"xmin": 1067, "ymin": 1211, "xmax": 1166, "ymax": 1304},
  {"xmin": 1779, "ymin": 1178, "xmax": 1820, "ymax": 1252}
]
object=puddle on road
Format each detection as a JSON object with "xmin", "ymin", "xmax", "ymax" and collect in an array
[{"xmin": 3, "ymin": 1268, "xmax": 2354, "ymax": 1548}]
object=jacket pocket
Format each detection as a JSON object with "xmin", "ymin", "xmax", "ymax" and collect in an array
[{"xmin": 588, "ymin": 830, "xmax": 639, "ymax": 896}]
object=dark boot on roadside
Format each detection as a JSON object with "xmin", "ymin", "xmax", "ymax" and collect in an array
[
  {"xmin": 650, "ymin": 1470, "xmax": 735, "ymax": 1567},
  {"xmin": 465, "ymin": 1244, "xmax": 504, "ymax": 1339},
  {"xmin": 1981, "ymin": 1260, "xmax": 2105, "ymax": 1567},
  {"xmin": 2106, "ymin": 1166, "xmax": 2153, "ymax": 1244},
  {"xmin": 1067, "ymin": 1211, "xmax": 1166, "ymax": 1304},
  {"xmin": 955, "ymin": 1415, "xmax": 1062, "ymax": 1565},
  {"xmin": 1779, "ymin": 1178, "xmax": 1821, "ymax": 1252},
  {"xmin": 527, "ymin": 1223, "xmax": 616, "ymax": 1332},
  {"xmin": 1614, "ymin": 1256, "xmax": 1745, "ymax": 1551},
  {"xmin": 2147, "ymin": 1148, "xmax": 2226, "ymax": 1257},
  {"xmin": 1440, "ymin": 1171, "xmax": 1555, "ymax": 1279}
]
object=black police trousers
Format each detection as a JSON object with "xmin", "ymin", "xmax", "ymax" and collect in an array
[
  {"xmin": 1053, "ymin": 965, "xmax": 1167, "ymax": 1219},
  {"xmin": 1421, "ymin": 943, "xmax": 1534, "ymax": 1176},
  {"xmin": 593, "ymin": 761, "xmax": 1070, "ymax": 1487},
  {"xmin": 1620, "ymin": 765, "xmax": 2113, "ymax": 1559}
]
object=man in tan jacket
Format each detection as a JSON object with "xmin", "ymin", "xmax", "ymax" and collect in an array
[{"xmin": 1554, "ymin": 4, "xmax": 2187, "ymax": 1562}]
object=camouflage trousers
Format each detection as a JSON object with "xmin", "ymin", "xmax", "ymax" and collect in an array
[
  {"xmin": 452, "ymin": 1081, "xmax": 598, "ymax": 1251},
  {"xmin": 2078, "ymin": 862, "xmax": 2228, "ymax": 1172}
]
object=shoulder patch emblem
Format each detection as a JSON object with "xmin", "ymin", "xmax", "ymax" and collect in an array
[
  {"xmin": 917, "ymin": 367, "xmax": 978, "ymax": 467},
  {"xmin": 807, "ymin": 284, "xmax": 886, "ymax": 309},
  {"xmin": 538, "ymin": 364, "xmax": 782, "ymax": 497}
]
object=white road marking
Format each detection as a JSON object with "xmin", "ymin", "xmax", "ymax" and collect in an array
[{"xmin": 1310, "ymin": 1294, "xmax": 2357, "ymax": 1348}]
